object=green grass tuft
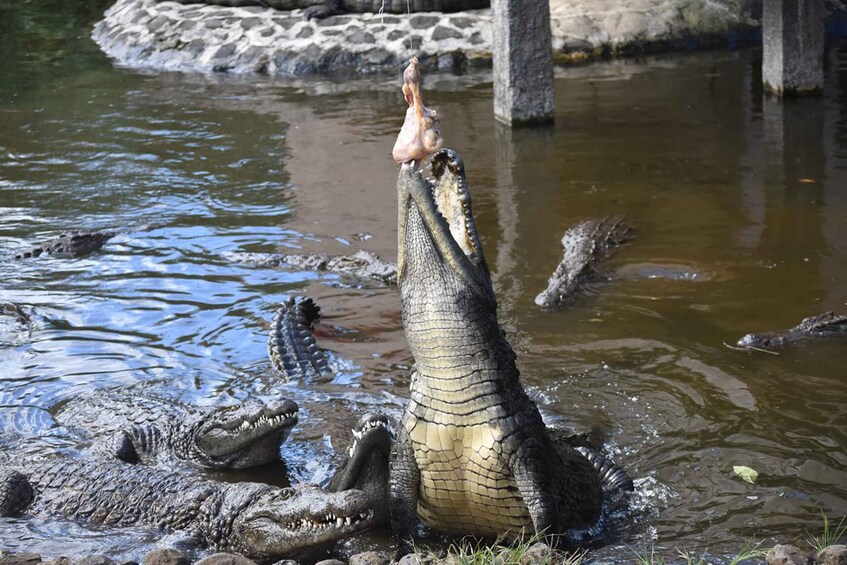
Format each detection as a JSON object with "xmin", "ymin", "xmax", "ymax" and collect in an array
[
  {"xmin": 444, "ymin": 532, "xmax": 585, "ymax": 565},
  {"xmin": 804, "ymin": 511, "xmax": 847, "ymax": 553}
]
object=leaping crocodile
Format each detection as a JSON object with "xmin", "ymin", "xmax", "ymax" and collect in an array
[
  {"xmin": 390, "ymin": 150, "xmax": 632, "ymax": 550},
  {"xmin": 0, "ymin": 455, "xmax": 375, "ymax": 561},
  {"xmin": 265, "ymin": 294, "xmax": 631, "ymax": 532},
  {"xmin": 164, "ymin": 0, "xmax": 489, "ymax": 20},
  {"xmin": 54, "ymin": 389, "xmax": 299, "ymax": 470},
  {"xmin": 736, "ymin": 311, "xmax": 847, "ymax": 350}
]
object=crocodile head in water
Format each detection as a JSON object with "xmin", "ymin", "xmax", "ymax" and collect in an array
[
  {"xmin": 397, "ymin": 149, "xmax": 495, "ymax": 310},
  {"xmin": 328, "ymin": 412, "xmax": 393, "ymax": 525},
  {"xmin": 191, "ymin": 396, "xmax": 299, "ymax": 469},
  {"xmin": 222, "ymin": 483, "xmax": 375, "ymax": 561}
]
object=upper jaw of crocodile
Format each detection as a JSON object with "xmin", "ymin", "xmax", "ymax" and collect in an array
[
  {"xmin": 396, "ymin": 149, "xmax": 493, "ymax": 302},
  {"xmin": 230, "ymin": 485, "xmax": 375, "ymax": 560},
  {"xmin": 194, "ymin": 397, "xmax": 299, "ymax": 468}
]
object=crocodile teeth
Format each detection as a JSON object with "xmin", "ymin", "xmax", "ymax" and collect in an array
[
  {"xmin": 336, "ymin": 517, "xmax": 343, "ymax": 528},
  {"xmin": 345, "ymin": 516, "xmax": 352, "ymax": 526}
]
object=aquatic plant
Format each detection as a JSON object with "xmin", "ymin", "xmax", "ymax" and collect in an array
[{"xmin": 805, "ymin": 511, "xmax": 847, "ymax": 553}]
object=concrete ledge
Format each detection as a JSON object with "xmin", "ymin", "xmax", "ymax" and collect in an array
[{"xmin": 92, "ymin": 0, "xmax": 760, "ymax": 75}]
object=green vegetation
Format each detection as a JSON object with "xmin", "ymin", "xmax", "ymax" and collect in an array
[
  {"xmin": 804, "ymin": 512, "xmax": 847, "ymax": 553},
  {"xmin": 443, "ymin": 533, "xmax": 585, "ymax": 565},
  {"xmin": 630, "ymin": 538, "xmax": 765, "ymax": 565}
]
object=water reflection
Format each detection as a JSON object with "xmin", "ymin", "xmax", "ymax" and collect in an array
[{"xmin": 0, "ymin": 16, "xmax": 846, "ymax": 561}]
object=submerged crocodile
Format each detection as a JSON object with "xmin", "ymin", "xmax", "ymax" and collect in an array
[
  {"xmin": 736, "ymin": 311, "xmax": 847, "ymax": 350},
  {"xmin": 1, "ymin": 302, "xmax": 31, "ymax": 327},
  {"xmin": 0, "ymin": 455, "xmax": 375, "ymax": 561},
  {"xmin": 535, "ymin": 217, "xmax": 633, "ymax": 309},
  {"xmin": 227, "ymin": 250, "xmax": 396, "ymax": 285},
  {"xmin": 165, "ymin": 0, "xmax": 489, "ymax": 20},
  {"xmin": 390, "ymin": 150, "xmax": 632, "ymax": 549},
  {"xmin": 54, "ymin": 389, "xmax": 298, "ymax": 470},
  {"xmin": 12, "ymin": 230, "xmax": 116, "ymax": 260}
]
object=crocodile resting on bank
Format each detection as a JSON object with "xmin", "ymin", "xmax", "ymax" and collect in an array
[
  {"xmin": 165, "ymin": 0, "xmax": 489, "ymax": 20},
  {"xmin": 54, "ymin": 389, "xmax": 299, "ymax": 470},
  {"xmin": 736, "ymin": 311, "xmax": 847, "ymax": 350},
  {"xmin": 0, "ymin": 453, "xmax": 375, "ymax": 561},
  {"xmin": 535, "ymin": 217, "xmax": 634, "ymax": 309},
  {"xmin": 390, "ymin": 150, "xmax": 633, "ymax": 549}
]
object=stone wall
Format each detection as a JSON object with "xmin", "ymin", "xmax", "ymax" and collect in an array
[{"xmin": 92, "ymin": 0, "xmax": 760, "ymax": 75}]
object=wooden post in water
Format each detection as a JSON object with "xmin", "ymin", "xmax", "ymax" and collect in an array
[
  {"xmin": 762, "ymin": 0, "xmax": 826, "ymax": 95},
  {"xmin": 491, "ymin": 0, "xmax": 555, "ymax": 126}
]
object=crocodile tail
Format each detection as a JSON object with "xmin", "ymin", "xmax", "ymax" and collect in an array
[
  {"xmin": 582, "ymin": 449, "xmax": 634, "ymax": 495},
  {"xmin": 268, "ymin": 296, "xmax": 331, "ymax": 379}
]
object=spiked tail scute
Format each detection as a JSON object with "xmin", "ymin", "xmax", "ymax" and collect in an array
[
  {"xmin": 581, "ymin": 449, "xmax": 634, "ymax": 495},
  {"xmin": 268, "ymin": 297, "xmax": 331, "ymax": 379},
  {"xmin": 0, "ymin": 470, "xmax": 34, "ymax": 516}
]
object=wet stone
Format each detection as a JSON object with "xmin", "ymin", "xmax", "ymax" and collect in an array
[
  {"xmin": 260, "ymin": 26, "xmax": 276, "ymax": 36},
  {"xmin": 241, "ymin": 5, "xmax": 266, "ymax": 13},
  {"xmin": 240, "ymin": 17, "xmax": 262, "ymax": 29},
  {"xmin": 76, "ymin": 557, "xmax": 116, "ymax": 565},
  {"xmin": 194, "ymin": 554, "xmax": 257, "ymax": 565},
  {"xmin": 386, "ymin": 29, "xmax": 406, "ymax": 41},
  {"xmin": 313, "ymin": 561, "xmax": 344, "ymax": 565},
  {"xmin": 818, "ymin": 545, "xmax": 847, "ymax": 565},
  {"xmin": 223, "ymin": 17, "xmax": 240, "ymax": 25},
  {"xmin": 322, "ymin": 29, "xmax": 342, "ymax": 36},
  {"xmin": 0, "ymin": 554, "xmax": 42, "ymax": 565},
  {"xmin": 43, "ymin": 558, "xmax": 71, "ymax": 565},
  {"xmin": 204, "ymin": 18, "xmax": 224, "ymax": 29},
  {"xmin": 363, "ymin": 49, "xmax": 393, "ymax": 65},
  {"xmin": 271, "ymin": 17, "xmax": 298, "ymax": 30},
  {"xmin": 213, "ymin": 43, "xmax": 237, "ymax": 59},
  {"xmin": 379, "ymin": 15, "xmax": 400, "ymax": 24},
  {"xmin": 348, "ymin": 30, "xmax": 375, "ymax": 43},
  {"xmin": 767, "ymin": 545, "xmax": 814, "ymax": 565},
  {"xmin": 147, "ymin": 15, "xmax": 170, "ymax": 31},
  {"xmin": 449, "ymin": 16, "xmax": 474, "ymax": 28},
  {"xmin": 179, "ymin": 19, "xmax": 197, "ymax": 30},
  {"xmin": 314, "ymin": 15, "xmax": 345, "ymax": 26},
  {"xmin": 142, "ymin": 549, "xmax": 189, "ymax": 565},
  {"xmin": 468, "ymin": 31, "xmax": 484, "ymax": 45},
  {"xmin": 431, "ymin": 25, "xmax": 463, "ymax": 40},
  {"xmin": 184, "ymin": 39, "xmax": 207, "ymax": 54},
  {"xmin": 519, "ymin": 543, "xmax": 553, "ymax": 565},
  {"xmin": 131, "ymin": 10, "xmax": 152, "ymax": 24},
  {"xmin": 296, "ymin": 26, "xmax": 314, "ymax": 38},
  {"xmin": 410, "ymin": 14, "xmax": 439, "ymax": 28},
  {"xmin": 348, "ymin": 552, "xmax": 390, "ymax": 565}
]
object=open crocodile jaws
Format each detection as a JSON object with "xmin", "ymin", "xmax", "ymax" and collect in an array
[
  {"xmin": 391, "ymin": 149, "xmax": 605, "ymax": 544},
  {"xmin": 0, "ymin": 457, "xmax": 374, "ymax": 561},
  {"xmin": 56, "ymin": 390, "xmax": 298, "ymax": 470}
]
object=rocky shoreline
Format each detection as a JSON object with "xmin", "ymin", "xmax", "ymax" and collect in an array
[{"xmin": 92, "ymin": 0, "xmax": 761, "ymax": 75}]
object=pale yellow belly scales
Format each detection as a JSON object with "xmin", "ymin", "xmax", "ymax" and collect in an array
[{"xmin": 408, "ymin": 418, "xmax": 533, "ymax": 536}]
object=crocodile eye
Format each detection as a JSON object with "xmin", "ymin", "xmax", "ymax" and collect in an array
[{"xmin": 277, "ymin": 487, "xmax": 296, "ymax": 500}]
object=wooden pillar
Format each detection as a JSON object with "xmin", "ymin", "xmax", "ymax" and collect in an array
[
  {"xmin": 762, "ymin": 0, "xmax": 825, "ymax": 95},
  {"xmin": 491, "ymin": 0, "xmax": 555, "ymax": 125}
]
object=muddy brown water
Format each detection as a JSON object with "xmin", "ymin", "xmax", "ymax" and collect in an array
[{"xmin": 1, "ymin": 3, "xmax": 846, "ymax": 563}]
